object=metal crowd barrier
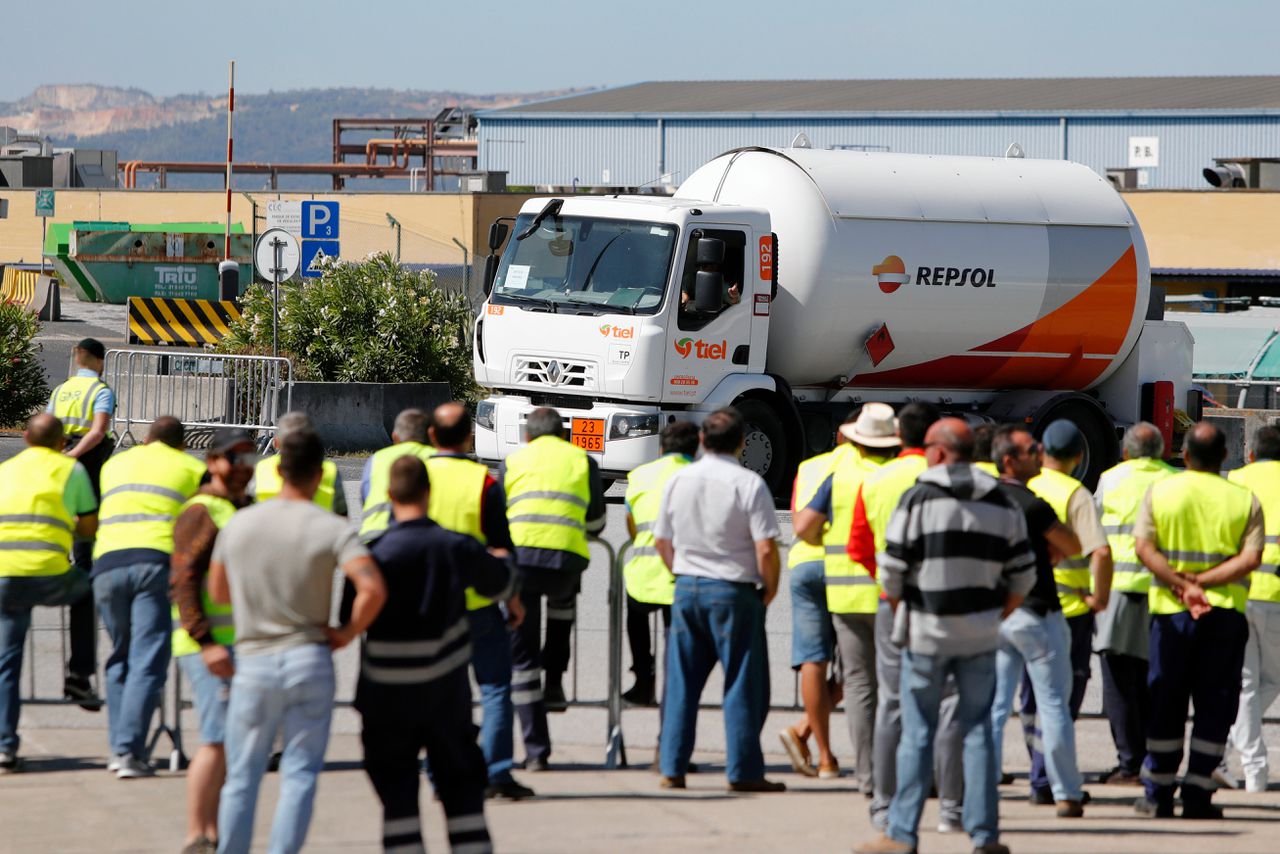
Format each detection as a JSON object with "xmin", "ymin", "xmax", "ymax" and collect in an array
[{"xmin": 103, "ymin": 348, "xmax": 293, "ymax": 448}]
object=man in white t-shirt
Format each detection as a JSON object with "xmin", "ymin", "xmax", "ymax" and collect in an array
[{"xmin": 653, "ymin": 408, "xmax": 784, "ymax": 793}]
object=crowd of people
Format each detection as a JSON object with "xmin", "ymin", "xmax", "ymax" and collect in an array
[{"xmin": 0, "ymin": 336, "xmax": 1277, "ymax": 853}]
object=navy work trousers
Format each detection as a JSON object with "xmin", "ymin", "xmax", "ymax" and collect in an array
[{"xmin": 1143, "ymin": 608, "xmax": 1247, "ymax": 809}]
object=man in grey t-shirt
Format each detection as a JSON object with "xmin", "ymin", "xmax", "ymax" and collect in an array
[
  {"xmin": 653, "ymin": 408, "xmax": 784, "ymax": 793},
  {"xmin": 210, "ymin": 430, "xmax": 386, "ymax": 854}
]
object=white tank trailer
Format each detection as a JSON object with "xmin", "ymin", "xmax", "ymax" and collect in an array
[{"xmin": 473, "ymin": 145, "xmax": 1193, "ymax": 492}]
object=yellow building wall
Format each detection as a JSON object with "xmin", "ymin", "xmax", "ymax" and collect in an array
[
  {"xmin": 1121, "ymin": 191, "xmax": 1280, "ymax": 273},
  {"xmin": 0, "ymin": 189, "xmax": 535, "ymax": 267}
]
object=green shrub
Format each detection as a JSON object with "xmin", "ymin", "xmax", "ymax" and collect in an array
[
  {"xmin": 218, "ymin": 253, "xmax": 477, "ymax": 399},
  {"xmin": 0, "ymin": 303, "xmax": 49, "ymax": 427}
]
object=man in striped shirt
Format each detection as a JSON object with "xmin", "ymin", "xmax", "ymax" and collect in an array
[{"xmin": 856, "ymin": 418, "xmax": 1035, "ymax": 854}]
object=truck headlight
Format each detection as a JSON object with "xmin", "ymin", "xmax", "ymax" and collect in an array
[
  {"xmin": 476, "ymin": 401, "xmax": 496, "ymax": 431},
  {"xmin": 610, "ymin": 413, "xmax": 659, "ymax": 440}
]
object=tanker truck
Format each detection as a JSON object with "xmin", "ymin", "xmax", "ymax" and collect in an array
[{"xmin": 471, "ymin": 145, "xmax": 1193, "ymax": 493}]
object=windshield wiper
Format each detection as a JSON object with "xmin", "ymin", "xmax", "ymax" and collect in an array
[
  {"xmin": 515, "ymin": 199, "xmax": 564, "ymax": 241},
  {"xmin": 499, "ymin": 292, "xmax": 559, "ymax": 313}
]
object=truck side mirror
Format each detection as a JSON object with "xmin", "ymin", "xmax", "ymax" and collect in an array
[
  {"xmin": 483, "ymin": 255, "xmax": 498, "ymax": 296},
  {"xmin": 488, "ymin": 220, "xmax": 510, "ymax": 252},
  {"xmin": 694, "ymin": 270, "xmax": 724, "ymax": 313},
  {"xmin": 696, "ymin": 237, "xmax": 725, "ymax": 266}
]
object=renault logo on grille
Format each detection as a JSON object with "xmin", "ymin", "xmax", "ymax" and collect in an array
[{"xmin": 546, "ymin": 360, "xmax": 563, "ymax": 384}]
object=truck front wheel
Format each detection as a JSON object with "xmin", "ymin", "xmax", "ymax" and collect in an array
[{"xmin": 734, "ymin": 398, "xmax": 790, "ymax": 497}]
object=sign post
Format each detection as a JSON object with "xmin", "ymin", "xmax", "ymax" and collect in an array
[
  {"xmin": 34, "ymin": 190, "xmax": 54, "ymax": 273},
  {"xmin": 253, "ymin": 228, "xmax": 300, "ymax": 358}
]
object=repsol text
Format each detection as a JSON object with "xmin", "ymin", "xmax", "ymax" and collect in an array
[{"xmin": 915, "ymin": 267, "xmax": 997, "ymax": 287}]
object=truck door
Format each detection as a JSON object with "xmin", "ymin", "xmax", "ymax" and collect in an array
[{"xmin": 664, "ymin": 227, "xmax": 752, "ymax": 399}]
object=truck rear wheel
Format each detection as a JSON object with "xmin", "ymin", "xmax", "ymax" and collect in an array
[
  {"xmin": 734, "ymin": 398, "xmax": 789, "ymax": 497},
  {"xmin": 1035, "ymin": 398, "xmax": 1118, "ymax": 489}
]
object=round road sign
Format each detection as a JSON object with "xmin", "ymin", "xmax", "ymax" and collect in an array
[{"xmin": 253, "ymin": 228, "xmax": 301, "ymax": 282}]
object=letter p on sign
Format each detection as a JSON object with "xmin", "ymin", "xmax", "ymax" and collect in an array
[{"xmin": 301, "ymin": 201, "xmax": 340, "ymax": 240}]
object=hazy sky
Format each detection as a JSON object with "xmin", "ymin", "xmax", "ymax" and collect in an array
[{"xmin": 4, "ymin": 0, "xmax": 1278, "ymax": 101}]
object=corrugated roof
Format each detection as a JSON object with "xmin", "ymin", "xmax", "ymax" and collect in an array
[{"xmin": 492, "ymin": 77, "xmax": 1280, "ymax": 115}]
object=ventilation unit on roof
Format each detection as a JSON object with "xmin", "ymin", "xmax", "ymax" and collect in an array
[
  {"xmin": 1203, "ymin": 158, "xmax": 1280, "ymax": 189},
  {"xmin": 1106, "ymin": 168, "xmax": 1140, "ymax": 190}
]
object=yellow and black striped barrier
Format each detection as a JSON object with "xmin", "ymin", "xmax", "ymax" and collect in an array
[{"xmin": 127, "ymin": 297, "xmax": 242, "ymax": 346}]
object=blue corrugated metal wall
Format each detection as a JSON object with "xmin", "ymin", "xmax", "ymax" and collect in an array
[{"xmin": 479, "ymin": 114, "xmax": 1280, "ymax": 189}]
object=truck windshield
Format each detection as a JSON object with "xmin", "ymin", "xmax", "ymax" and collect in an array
[{"xmin": 491, "ymin": 214, "xmax": 677, "ymax": 315}]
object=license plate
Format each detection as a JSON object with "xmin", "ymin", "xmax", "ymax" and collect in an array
[{"xmin": 570, "ymin": 417, "xmax": 604, "ymax": 452}]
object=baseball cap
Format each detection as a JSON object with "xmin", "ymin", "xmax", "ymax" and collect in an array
[
  {"xmin": 208, "ymin": 428, "xmax": 256, "ymax": 457},
  {"xmin": 1041, "ymin": 420, "xmax": 1084, "ymax": 458},
  {"xmin": 75, "ymin": 338, "xmax": 106, "ymax": 360}
]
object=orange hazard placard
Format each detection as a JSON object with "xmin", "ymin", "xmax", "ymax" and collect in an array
[{"xmin": 759, "ymin": 235, "xmax": 773, "ymax": 281}]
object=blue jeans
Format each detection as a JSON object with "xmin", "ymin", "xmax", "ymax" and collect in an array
[
  {"xmin": 788, "ymin": 561, "xmax": 834, "ymax": 667},
  {"xmin": 0, "ymin": 571, "xmax": 92, "ymax": 753},
  {"xmin": 469, "ymin": 603, "xmax": 515, "ymax": 784},
  {"xmin": 92, "ymin": 562, "xmax": 172, "ymax": 759},
  {"xmin": 218, "ymin": 645, "xmax": 335, "ymax": 854},
  {"xmin": 991, "ymin": 608, "xmax": 1084, "ymax": 801},
  {"xmin": 659, "ymin": 576, "xmax": 769, "ymax": 783},
  {"xmin": 179, "ymin": 649, "xmax": 234, "ymax": 746},
  {"xmin": 888, "ymin": 648, "xmax": 1000, "ymax": 850}
]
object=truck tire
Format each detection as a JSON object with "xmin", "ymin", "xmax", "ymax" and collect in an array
[
  {"xmin": 1036, "ymin": 398, "xmax": 1118, "ymax": 489},
  {"xmin": 734, "ymin": 398, "xmax": 790, "ymax": 497}
]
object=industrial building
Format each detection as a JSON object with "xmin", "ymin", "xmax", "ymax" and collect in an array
[{"xmin": 477, "ymin": 76, "xmax": 1280, "ymax": 190}]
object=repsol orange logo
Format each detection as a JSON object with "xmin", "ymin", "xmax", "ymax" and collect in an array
[
  {"xmin": 875, "ymin": 256, "xmax": 998, "ymax": 290},
  {"xmin": 674, "ymin": 338, "xmax": 727, "ymax": 359}
]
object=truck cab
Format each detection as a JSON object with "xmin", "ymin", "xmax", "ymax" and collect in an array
[{"xmin": 473, "ymin": 196, "xmax": 780, "ymax": 482}]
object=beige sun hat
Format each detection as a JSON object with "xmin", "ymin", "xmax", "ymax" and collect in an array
[{"xmin": 838, "ymin": 402, "xmax": 900, "ymax": 448}]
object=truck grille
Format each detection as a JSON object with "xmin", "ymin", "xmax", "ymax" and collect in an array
[{"xmin": 513, "ymin": 356, "xmax": 597, "ymax": 389}]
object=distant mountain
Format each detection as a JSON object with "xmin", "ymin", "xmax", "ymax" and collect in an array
[{"xmin": 0, "ymin": 83, "xmax": 584, "ymax": 189}]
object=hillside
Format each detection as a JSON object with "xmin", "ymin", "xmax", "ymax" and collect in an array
[{"xmin": 0, "ymin": 83, "xmax": 582, "ymax": 189}]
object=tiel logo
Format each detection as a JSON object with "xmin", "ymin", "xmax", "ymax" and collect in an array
[
  {"xmin": 873, "ymin": 255, "xmax": 910, "ymax": 294},
  {"xmin": 599, "ymin": 324, "xmax": 612, "ymax": 336},
  {"xmin": 674, "ymin": 338, "xmax": 694, "ymax": 358}
]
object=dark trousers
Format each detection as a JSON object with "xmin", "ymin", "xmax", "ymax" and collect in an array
[
  {"xmin": 543, "ymin": 581, "xmax": 579, "ymax": 682},
  {"xmin": 1144, "ymin": 608, "xmax": 1247, "ymax": 808},
  {"xmin": 68, "ymin": 438, "xmax": 113, "ymax": 680},
  {"xmin": 1022, "ymin": 612, "xmax": 1093, "ymax": 795},
  {"xmin": 509, "ymin": 567, "xmax": 580, "ymax": 763},
  {"xmin": 626, "ymin": 595, "xmax": 672, "ymax": 680},
  {"xmin": 360, "ymin": 668, "xmax": 491, "ymax": 853},
  {"xmin": 1101, "ymin": 652, "xmax": 1149, "ymax": 775}
]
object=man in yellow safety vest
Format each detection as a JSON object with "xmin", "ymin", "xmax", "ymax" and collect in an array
[
  {"xmin": 794, "ymin": 403, "xmax": 899, "ymax": 793},
  {"xmin": 0, "ymin": 414, "xmax": 100, "ymax": 772},
  {"xmin": 502, "ymin": 407, "xmax": 605, "ymax": 770},
  {"xmin": 358, "ymin": 409, "xmax": 435, "ymax": 544},
  {"xmin": 621, "ymin": 421, "xmax": 698, "ymax": 708},
  {"xmin": 1024, "ymin": 420, "xmax": 1112, "ymax": 804},
  {"xmin": 93, "ymin": 415, "xmax": 206, "ymax": 778},
  {"xmin": 47, "ymin": 337, "xmax": 115, "ymax": 709},
  {"xmin": 1093, "ymin": 422, "xmax": 1174, "ymax": 786},
  {"xmin": 424, "ymin": 401, "xmax": 532, "ymax": 801},
  {"xmin": 1134, "ymin": 422, "xmax": 1262, "ymax": 819},
  {"xmin": 252, "ymin": 411, "xmax": 348, "ymax": 515},
  {"xmin": 169, "ymin": 428, "xmax": 255, "ymax": 852},
  {"xmin": 1225, "ymin": 424, "xmax": 1280, "ymax": 793}
]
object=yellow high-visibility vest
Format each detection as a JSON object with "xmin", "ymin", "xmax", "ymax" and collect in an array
[
  {"xmin": 358, "ymin": 441, "xmax": 436, "ymax": 542},
  {"xmin": 49, "ymin": 375, "xmax": 112, "ymax": 437},
  {"xmin": 862, "ymin": 454, "xmax": 929, "ymax": 556},
  {"xmin": 1029, "ymin": 468, "xmax": 1094, "ymax": 618},
  {"xmin": 1229, "ymin": 460, "xmax": 1280, "ymax": 604},
  {"xmin": 426, "ymin": 454, "xmax": 496, "ymax": 610},
  {"xmin": 93, "ymin": 443, "xmax": 205, "ymax": 559},
  {"xmin": 624, "ymin": 454, "xmax": 691, "ymax": 605},
  {"xmin": 171, "ymin": 494, "xmax": 237, "ymax": 657},
  {"xmin": 1098, "ymin": 457, "xmax": 1175, "ymax": 594},
  {"xmin": 788, "ymin": 450, "xmax": 836, "ymax": 570},
  {"xmin": 504, "ymin": 436, "xmax": 591, "ymax": 559},
  {"xmin": 975, "ymin": 461, "xmax": 999, "ymax": 477},
  {"xmin": 0, "ymin": 447, "xmax": 78, "ymax": 577},
  {"xmin": 254, "ymin": 456, "xmax": 340, "ymax": 511},
  {"xmin": 1148, "ymin": 470, "xmax": 1253, "ymax": 615},
  {"xmin": 824, "ymin": 445, "xmax": 888, "ymax": 614}
]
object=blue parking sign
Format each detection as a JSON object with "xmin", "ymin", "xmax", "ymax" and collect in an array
[
  {"xmin": 300, "ymin": 201, "xmax": 340, "ymax": 239},
  {"xmin": 301, "ymin": 240, "xmax": 340, "ymax": 278}
]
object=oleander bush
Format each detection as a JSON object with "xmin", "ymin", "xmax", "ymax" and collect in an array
[
  {"xmin": 219, "ymin": 252, "xmax": 477, "ymax": 399},
  {"xmin": 0, "ymin": 303, "xmax": 49, "ymax": 427}
]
